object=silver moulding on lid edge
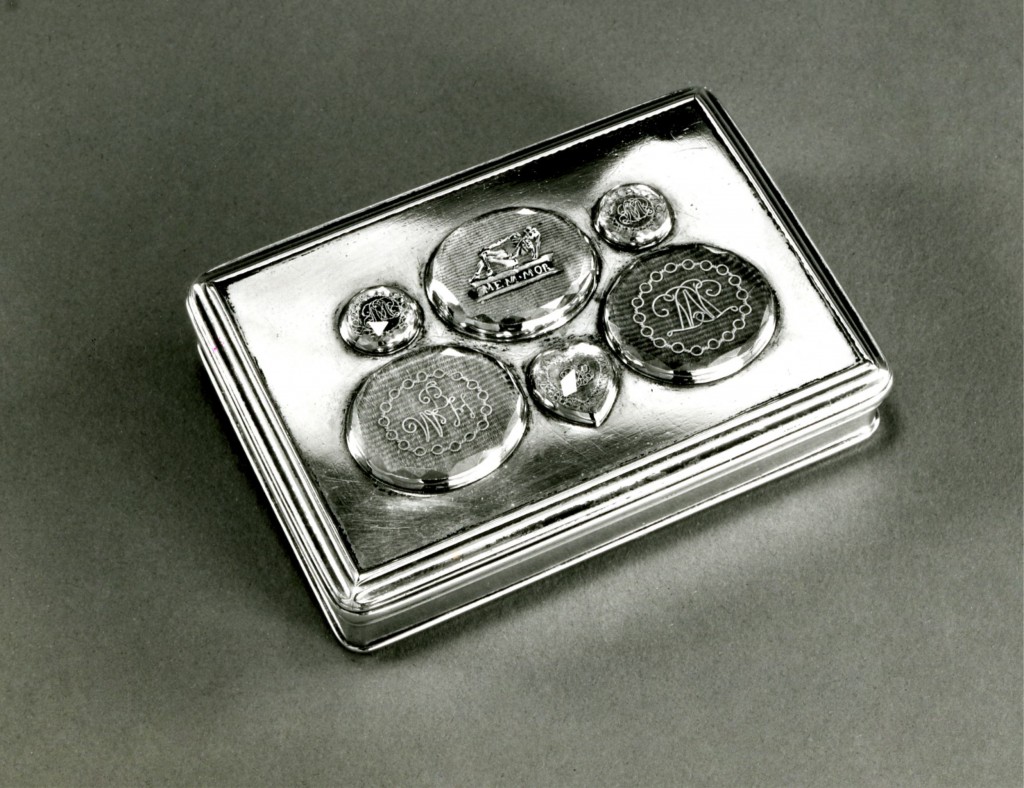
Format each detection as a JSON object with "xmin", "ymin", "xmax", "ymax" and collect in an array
[{"xmin": 187, "ymin": 88, "xmax": 892, "ymax": 651}]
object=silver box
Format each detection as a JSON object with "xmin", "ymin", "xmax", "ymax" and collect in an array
[{"xmin": 187, "ymin": 89, "xmax": 892, "ymax": 651}]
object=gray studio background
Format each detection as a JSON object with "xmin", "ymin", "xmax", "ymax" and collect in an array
[{"xmin": 2, "ymin": 2, "xmax": 1021, "ymax": 785}]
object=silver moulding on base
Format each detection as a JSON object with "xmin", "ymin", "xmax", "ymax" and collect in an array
[{"xmin": 187, "ymin": 88, "xmax": 892, "ymax": 651}]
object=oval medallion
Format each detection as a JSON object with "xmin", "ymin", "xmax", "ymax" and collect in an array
[
  {"xmin": 601, "ymin": 244, "xmax": 777, "ymax": 384},
  {"xmin": 425, "ymin": 208, "xmax": 599, "ymax": 341},
  {"xmin": 346, "ymin": 346, "xmax": 528, "ymax": 492}
]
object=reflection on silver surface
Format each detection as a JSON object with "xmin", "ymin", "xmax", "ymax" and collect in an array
[
  {"xmin": 602, "ymin": 244, "xmax": 777, "ymax": 384},
  {"xmin": 338, "ymin": 285, "xmax": 424, "ymax": 355},
  {"xmin": 425, "ymin": 207, "xmax": 599, "ymax": 341},
  {"xmin": 221, "ymin": 108, "xmax": 856, "ymax": 569},
  {"xmin": 526, "ymin": 339, "xmax": 618, "ymax": 427},
  {"xmin": 189, "ymin": 89, "xmax": 892, "ymax": 650},
  {"xmin": 593, "ymin": 183, "xmax": 673, "ymax": 250},
  {"xmin": 346, "ymin": 345, "xmax": 527, "ymax": 492}
]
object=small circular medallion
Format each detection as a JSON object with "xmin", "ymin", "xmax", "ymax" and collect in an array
[
  {"xmin": 601, "ymin": 244, "xmax": 777, "ymax": 384},
  {"xmin": 593, "ymin": 183, "xmax": 673, "ymax": 250},
  {"xmin": 425, "ymin": 208, "xmax": 599, "ymax": 341},
  {"xmin": 346, "ymin": 346, "xmax": 528, "ymax": 492},
  {"xmin": 339, "ymin": 285, "xmax": 423, "ymax": 355}
]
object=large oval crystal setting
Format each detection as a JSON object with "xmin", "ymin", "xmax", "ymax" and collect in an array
[
  {"xmin": 425, "ymin": 208, "xmax": 599, "ymax": 341},
  {"xmin": 345, "ymin": 346, "xmax": 528, "ymax": 492},
  {"xmin": 602, "ymin": 244, "xmax": 777, "ymax": 384}
]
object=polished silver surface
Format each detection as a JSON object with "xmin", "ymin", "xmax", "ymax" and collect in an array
[
  {"xmin": 592, "ymin": 183, "xmax": 673, "ymax": 250},
  {"xmin": 424, "ymin": 207, "xmax": 599, "ymax": 341},
  {"xmin": 188, "ymin": 88, "xmax": 892, "ymax": 650},
  {"xmin": 338, "ymin": 285, "xmax": 424, "ymax": 355},
  {"xmin": 346, "ymin": 345, "xmax": 527, "ymax": 492},
  {"xmin": 602, "ymin": 244, "xmax": 777, "ymax": 384},
  {"xmin": 526, "ymin": 339, "xmax": 618, "ymax": 427}
]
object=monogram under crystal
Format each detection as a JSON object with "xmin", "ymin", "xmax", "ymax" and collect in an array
[
  {"xmin": 346, "ymin": 346, "xmax": 527, "ymax": 492},
  {"xmin": 339, "ymin": 285, "xmax": 423, "ymax": 355},
  {"xmin": 593, "ymin": 183, "xmax": 673, "ymax": 250},
  {"xmin": 603, "ymin": 244, "xmax": 777, "ymax": 384}
]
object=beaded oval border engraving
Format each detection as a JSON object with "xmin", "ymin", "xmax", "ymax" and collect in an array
[
  {"xmin": 631, "ymin": 258, "xmax": 751, "ymax": 356},
  {"xmin": 377, "ymin": 368, "xmax": 492, "ymax": 457}
]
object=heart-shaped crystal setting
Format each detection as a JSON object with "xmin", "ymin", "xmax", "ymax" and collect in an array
[{"xmin": 526, "ymin": 340, "xmax": 619, "ymax": 428}]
